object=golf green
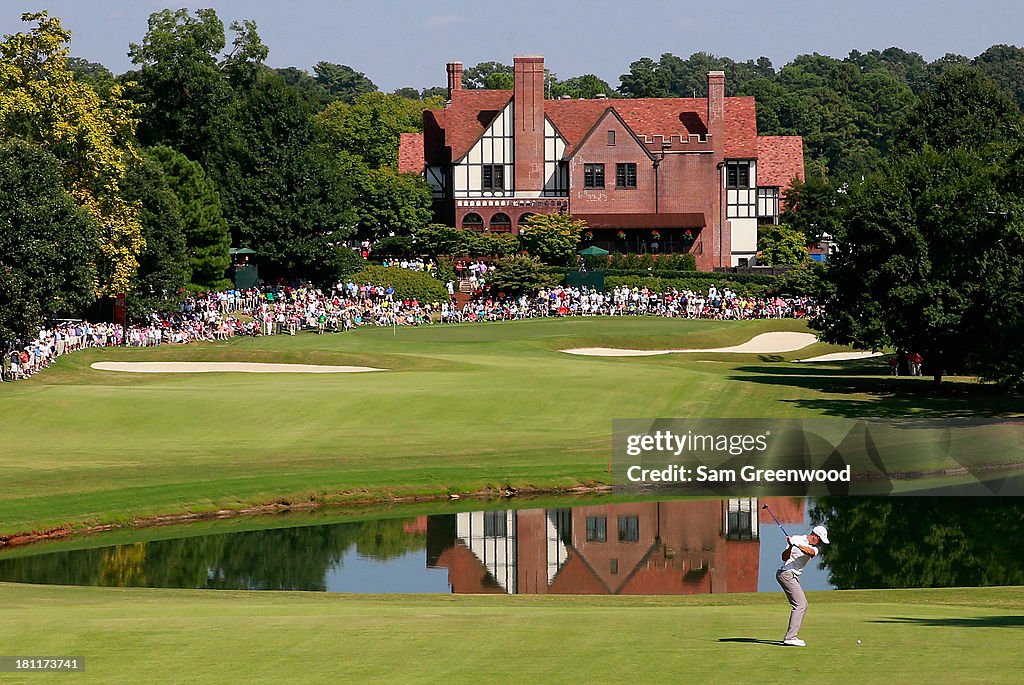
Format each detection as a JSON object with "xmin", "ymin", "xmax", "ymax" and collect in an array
[{"xmin": 1, "ymin": 318, "xmax": 1017, "ymax": 536}]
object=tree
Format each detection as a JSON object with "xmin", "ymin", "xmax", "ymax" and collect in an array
[
  {"xmin": 420, "ymin": 86, "xmax": 447, "ymax": 99},
  {"xmin": 620, "ymin": 52, "xmax": 774, "ymax": 99},
  {"xmin": 487, "ymin": 256, "xmax": 560, "ymax": 295},
  {"xmin": 757, "ymin": 224, "xmax": 808, "ymax": 266},
  {"xmin": 316, "ymin": 92, "xmax": 443, "ymax": 169},
  {"xmin": 549, "ymin": 74, "xmax": 615, "ymax": 99},
  {"xmin": 462, "ymin": 61, "xmax": 512, "ymax": 90},
  {"xmin": 313, "ymin": 62, "xmax": 376, "ymax": 102},
  {"xmin": 126, "ymin": 8, "xmax": 233, "ymax": 165},
  {"xmin": 973, "ymin": 44, "xmax": 1024, "ymax": 112},
  {"xmin": 0, "ymin": 140, "xmax": 100, "ymax": 346},
  {"xmin": 776, "ymin": 260, "xmax": 825, "ymax": 296},
  {"xmin": 781, "ymin": 175, "xmax": 846, "ymax": 244},
  {"xmin": 350, "ymin": 164, "xmax": 433, "ymax": 240},
  {"xmin": 146, "ymin": 146, "xmax": 231, "ymax": 290},
  {"xmin": 519, "ymin": 213, "xmax": 586, "ymax": 266},
  {"xmin": 811, "ymin": 498, "xmax": 1024, "ymax": 589},
  {"xmin": 272, "ymin": 66, "xmax": 334, "ymax": 109},
  {"xmin": 814, "ymin": 147, "xmax": 1022, "ymax": 387},
  {"xmin": 848, "ymin": 47, "xmax": 930, "ymax": 93},
  {"xmin": 411, "ymin": 224, "xmax": 517, "ymax": 258},
  {"xmin": 121, "ymin": 153, "xmax": 190, "ymax": 313},
  {"xmin": 968, "ymin": 146, "xmax": 1024, "ymax": 391},
  {"xmin": 67, "ymin": 56, "xmax": 115, "ymax": 95},
  {"xmin": 619, "ymin": 57, "xmax": 669, "ymax": 98},
  {"xmin": 0, "ymin": 11, "xmax": 143, "ymax": 296},
  {"xmin": 900, "ymin": 66, "xmax": 1023, "ymax": 153},
  {"xmin": 209, "ymin": 72, "xmax": 357, "ymax": 282},
  {"xmin": 220, "ymin": 18, "xmax": 268, "ymax": 90},
  {"xmin": 850, "ymin": 71, "xmax": 916, "ymax": 168}
]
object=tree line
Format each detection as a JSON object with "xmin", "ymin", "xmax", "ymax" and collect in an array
[{"xmin": 1, "ymin": 9, "xmax": 438, "ymax": 344}]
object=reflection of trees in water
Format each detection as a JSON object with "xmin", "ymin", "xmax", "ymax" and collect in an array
[
  {"xmin": 0, "ymin": 518, "xmax": 426, "ymax": 591},
  {"xmin": 810, "ymin": 498, "xmax": 1024, "ymax": 590}
]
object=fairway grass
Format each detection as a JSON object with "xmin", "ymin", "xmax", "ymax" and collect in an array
[
  {"xmin": 0, "ymin": 583, "xmax": 1020, "ymax": 684},
  {"xmin": 1, "ymin": 318, "xmax": 1019, "ymax": 537}
]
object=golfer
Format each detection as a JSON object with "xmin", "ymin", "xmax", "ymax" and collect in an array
[{"xmin": 776, "ymin": 524, "xmax": 830, "ymax": 646}]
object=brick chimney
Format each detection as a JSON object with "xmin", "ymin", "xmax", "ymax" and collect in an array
[
  {"xmin": 513, "ymin": 55, "xmax": 545, "ymax": 193},
  {"xmin": 446, "ymin": 61, "xmax": 463, "ymax": 99},
  {"xmin": 707, "ymin": 71, "xmax": 725, "ymax": 145},
  {"xmin": 707, "ymin": 70, "xmax": 727, "ymax": 268}
]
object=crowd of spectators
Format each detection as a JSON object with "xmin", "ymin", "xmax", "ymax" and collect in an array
[
  {"xmin": 2, "ymin": 282, "xmax": 817, "ymax": 381},
  {"xmin": 440, "ymin": 285, "xmax": 818, "ymax": 322}
]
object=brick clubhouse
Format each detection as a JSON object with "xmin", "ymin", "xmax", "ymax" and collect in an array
[{"xmin": 400, "ymin": 55, "xmax": 805, "ymax": 270}]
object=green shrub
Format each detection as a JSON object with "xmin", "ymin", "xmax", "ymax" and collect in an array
[
  {"xmin": 465, "ymin": 231, "xmax": 518, "ymax": 257},
  {"xmin": 520, "ymin": 213, "xmax": 585, "ymax": 265},
  {"xmin": 350, "ymin": 265, "xmax": 448, "ymax": 303},
  {"xmin": 776, "ymin": 260, "xmax": 824, "ymax": 296},
  {"xmin": 488, "ymin": 256, "xmax": 562, "ymax": 295},
  {"xmin": 413, "ymin": 224, "xmax": 518, "ymax": 257},
  {"xmin": 585, "ymin": 253, "xmax": 698, "ymax": 273},
  {"xmin": 371, "ymin": 235, "xmax": 415, "ymax": 258},
  {"xmin": 605, "ymin": 274, "xmax": 775, "ymax": 297},
  {"xmin": 436, "ymin": 257, "xmax": 456, "ymax": 284}
]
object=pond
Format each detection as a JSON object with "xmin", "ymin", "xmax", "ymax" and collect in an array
[{"xmin": 1, "ymin": 497, "xmax": 1021, "ymax": 594}]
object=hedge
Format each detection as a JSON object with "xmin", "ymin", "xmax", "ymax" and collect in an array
[
  {"xmin": 604, "ymin": 274, "xmax": 776, "ymax": 297},
  {"xmin": 349, "ymin": 265, "xmax": 448, "ymax": 303}
]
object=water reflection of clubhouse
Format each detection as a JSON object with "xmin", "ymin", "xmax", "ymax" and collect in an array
[{"xmin": 426, "ymin": 498, "xmax": 803, "ymax": 595}]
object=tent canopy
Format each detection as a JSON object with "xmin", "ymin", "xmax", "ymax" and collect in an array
[{"xmin": 579, "ymin": 245, "xmax": 610, "ymax": 256}]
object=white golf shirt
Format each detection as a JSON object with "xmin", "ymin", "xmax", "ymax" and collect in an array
[{"xmin": 779, "ymin": 534, "xmax": 819, "ymax": 576}]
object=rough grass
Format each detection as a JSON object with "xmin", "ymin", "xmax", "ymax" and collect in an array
[{"xmin": 0, "ymin": 583, "xmax": 1020, "ymax": 684}]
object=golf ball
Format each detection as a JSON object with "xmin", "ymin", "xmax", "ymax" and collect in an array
[{"xmin": 857, "ymin": 640, "xmax": 862, "ymax": 644}]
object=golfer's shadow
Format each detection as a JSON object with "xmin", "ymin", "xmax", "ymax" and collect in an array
[{"xmin": 718, "ymin": 638, "xmax": 786, "ymax": 646}]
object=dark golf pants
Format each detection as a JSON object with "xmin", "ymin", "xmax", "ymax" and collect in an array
[{"xmin": 776, "ymin": 569, "xmax": 807, "ymax": 640}]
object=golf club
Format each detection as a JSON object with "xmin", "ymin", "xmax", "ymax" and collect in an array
[{"xmin": 761, "ymin": 503, "xmax": 789, "ymax": 537}]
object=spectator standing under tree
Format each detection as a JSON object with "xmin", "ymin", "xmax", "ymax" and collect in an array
[{"xmin": 908, "ymin": 352, "xmax": 923, "ymax": 376}]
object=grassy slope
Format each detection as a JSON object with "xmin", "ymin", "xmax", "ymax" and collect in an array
[
  {"xmin": 1, "ymin": 318, "xmax": 1018, "ymax": 535},
  {"xmin": 0, "ymin": 583, "xmax": 1019, "ymax": 684}
]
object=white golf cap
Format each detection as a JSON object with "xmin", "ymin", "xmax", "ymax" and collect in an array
[{"xmin": 812, "ymin": 525, "xmax": 830, "ymax": 544}]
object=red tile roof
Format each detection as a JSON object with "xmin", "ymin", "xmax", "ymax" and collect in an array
[
  {"xmin": 440, "ymin": 89, "xmax": 512, "ymax": 162},
  {"xmin": 724, "ymin": 97, "xmax": 758, "ymax": 158},
  {"xmin": 757, "ymin": 136, "xmax": 806, "ymax": 188},
  {"xmin": 398, "ymin": 132, "xmax": 424, "ymax": 174},
  {"xmin": 546, "ymin": 98, "xmax": 715, "ymax": 155},
  {"xmin": 423, "ymin": 110, "xmax": 448, "ymax": 166},
  {"xmin": 420, "ymin": 91, "xmax": 795, "ymax": 167}
]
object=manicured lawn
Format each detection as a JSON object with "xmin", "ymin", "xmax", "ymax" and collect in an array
[
  {"xmin": 0, "ymin": 318, "xmax": 1018, "ymax": 535},
  {"xmin": 0, "ymin": 583, "xmax": 1020, "ymax": 684}
]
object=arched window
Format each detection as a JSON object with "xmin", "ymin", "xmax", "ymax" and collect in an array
[
  {"xmin": 462, "ymin": 213, "xmax": 483, "ymax": 229},
  {"xmin": 490, "ymin": 213, "xmax": 512, "ymax": 232},
  {"xmin": 518, "ymin": 212, "xmax": 536, "ymax": 226}
]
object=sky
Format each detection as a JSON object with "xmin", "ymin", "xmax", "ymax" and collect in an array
[{"xmin": 3, "ymin": 1, "xmax": 1023, "ymax": 92}]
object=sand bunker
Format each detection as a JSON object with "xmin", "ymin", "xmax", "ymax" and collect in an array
[
  {"xmin": 795, "ymin": 351, "xmax": 883, "ymax": 363},
  {"xmin": 562, "ymin": 331, "xmax": 819, "ymax": 357},
  {"xmin": 91, "ymin": 362, "xmax": 385, "ymax": 374}
]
